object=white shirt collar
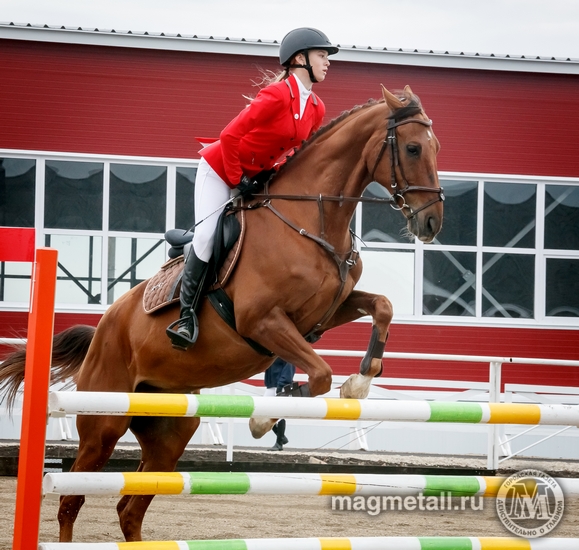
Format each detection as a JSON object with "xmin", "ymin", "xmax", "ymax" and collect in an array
[{"xmin": 293, "ymin": 74, "xmax": 312, "ymax": 119}]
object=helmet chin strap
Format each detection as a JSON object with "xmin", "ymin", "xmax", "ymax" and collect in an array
[{"xmin": 289, "ymin": 51, "xmax": 317, "ymax": 84}]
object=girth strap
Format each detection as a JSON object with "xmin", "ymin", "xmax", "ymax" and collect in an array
[
  {"xmin": 263, "ymin": 200, "xmax": 359, "ymax": 340},
  {"xmin": 207, "ymin": 288, "xmax": 274, "ymax": 357}
]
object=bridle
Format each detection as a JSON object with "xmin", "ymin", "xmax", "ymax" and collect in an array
[
  {"xmin": 369, "ymin": 116, "xmax": 445, "ymax": 218},
  {"xmin": 252, "ymin": 114, "xmax": 444, "ymax": 220},
  {"xmin": 237, "ymin": 113, "xmax": 444, "ymax": 341}
]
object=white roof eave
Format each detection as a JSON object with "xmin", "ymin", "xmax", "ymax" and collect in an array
[{"xmin": 1, "ymin": 22, "xmax": 578, "ymax": 76}]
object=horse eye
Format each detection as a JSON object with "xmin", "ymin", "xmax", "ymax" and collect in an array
[{"xmin": 407, "ymin": 144, "xmax": 421, "ymax": 156}]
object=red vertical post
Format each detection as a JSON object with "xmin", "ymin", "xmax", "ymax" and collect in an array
[{"xmin": 12, "ymin": 248, "xmax": 58, "ymax": 550}]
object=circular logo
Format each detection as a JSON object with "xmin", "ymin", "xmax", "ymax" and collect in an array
[{"xmin": 496, "ymin": 469, "xmax": 564, "ymax": 538}]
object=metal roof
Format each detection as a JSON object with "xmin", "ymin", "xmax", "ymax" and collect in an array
[{"xmin": 2, "ymin": 21, "xmax": 579, "ymax": 75}]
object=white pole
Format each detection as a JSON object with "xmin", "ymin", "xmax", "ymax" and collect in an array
[{"xmin": 487, "ymin": 361, "xmax": 502, "ymax": 470}]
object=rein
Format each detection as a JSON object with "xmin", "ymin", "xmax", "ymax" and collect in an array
[
  {"xmin": 252, "ymin": 116, "xmax": 445, "ymax": 219},
  {"xmin": 236, "ymin": 114, "xmax": 444, "ymax": 340}
]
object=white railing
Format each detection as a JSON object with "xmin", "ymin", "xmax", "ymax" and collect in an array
[{"xmin": 2, "ymin": 339, "xmax": 578, "ymax": 470}]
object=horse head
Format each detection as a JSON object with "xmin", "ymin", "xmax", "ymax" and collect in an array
[{"xmin": 368, "ymin": 85, "xmax": 444, "ymax": 243}]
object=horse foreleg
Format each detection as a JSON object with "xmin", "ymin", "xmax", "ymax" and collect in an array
[
  {"xmin": 58, "ymin": 415, "xmax": 131, "ymax": 542},
  {"xmin": 319, "ymin": 290, "xmax": 393, "ymax": 399},
  {"xmin": 117, "ymin": 415, "xmax": 201, "ymax": 541},
  {"xmin": 239, "ymin": 309, "xmax": 334, "ymax": 439}
]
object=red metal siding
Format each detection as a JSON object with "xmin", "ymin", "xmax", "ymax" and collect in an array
[
  {"xmin": 1, "ymin": 39, "xmax": 579, "ymax": 177},
  {"xmin": 1, "ymin": 311, "xmax": 577, "ymax": 389},
  {"xmin": 316, "ymin": 322, "xmax": 579, "ymax": 389}
]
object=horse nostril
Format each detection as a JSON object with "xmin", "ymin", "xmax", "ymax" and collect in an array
[{"xmin": 427, "ymin": 216, "xmax": 439, "ymax": 235}]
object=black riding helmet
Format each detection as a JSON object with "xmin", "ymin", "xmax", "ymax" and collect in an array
[{"xmin": 279, "ymin": 27, "xmax": 339, "ymax": 83}]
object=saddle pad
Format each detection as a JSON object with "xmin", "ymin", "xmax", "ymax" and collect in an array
[
  {"xmin": 143, "ymin": 209, "xmax": 246, "ymax": 314},
  {"xmin": 143, "ymin": 256, "xmax": 183, "ymax": 313}
]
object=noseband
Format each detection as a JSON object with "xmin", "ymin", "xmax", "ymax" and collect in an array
[{"xmin": 370, "ymin": 117, "xmax": 444, "ymax": 218}]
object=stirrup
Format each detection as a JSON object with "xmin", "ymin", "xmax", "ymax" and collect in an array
[{"xmin": 166, "ymin": 315, "xmax": 199, "ymax": 351}]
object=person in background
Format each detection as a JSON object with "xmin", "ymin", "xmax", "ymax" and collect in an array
[
  {"xmin": 264, "ymin": 357, "xmax": 296, "ymax": 451},
  {"xmin": 166, "ymin": 27, "xmax": 339, "ymax": 350}
]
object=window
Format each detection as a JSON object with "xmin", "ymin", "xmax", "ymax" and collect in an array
[
  {"xmin": 361, "ymin": 182, "xmax": 408, "ymax": 243},
  {"xmin": 546, "ymin": 259, "xmax": 579, "ymax": 317},
  {"xmin": 359, "ymin": 175, "xmax": 579, "ymax": 324},
  {"xmin": 434, "ymin": 180, "xmax": 477, "ymax": 246},
  {"xmin": 176, "ymin": 166, "xmax": 196, "ymax": 230},
  {"xmin": 0, "ymin": 158, "xmax": 36, "ymax": 302},
  {"xmin": 0, "ymin": 158, "xmax": 36, "ymax": 227},
  {"xmin": 0, "ymin": 155, "xmax": 196, "ymax": 308},
  {"xmin": 109, "ymin": 164, "xmax": 167, "ymax": 233},
  {"xmin": 423, "ymin": 250, "xmax": 476, "ymax": 316},
  {"xmin": 545, "ymin": 185, "xmax": 579, "ymax": 250},
  {"xmin": 45, "ymin": 161, "xmax": 103, "ymax": 230},
  {"xmin": 483, "ymin": 183, "xmax": 536, "ymax": 248},
  {"xmin": 1, "ymin": 152, "xmax": 578, "ymax": 328}
]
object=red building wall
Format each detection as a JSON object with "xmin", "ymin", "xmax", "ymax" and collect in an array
[
  {"xmin": 2, "ymin": 311, "xmax": 577, "ymax": 389},
  {"xmin": 1, "ymin": 37, "xmax": 578, "ymax": 389},
  {"xmin": 1, "ymin": 38, "xmax": 579, "ymax": 178}
]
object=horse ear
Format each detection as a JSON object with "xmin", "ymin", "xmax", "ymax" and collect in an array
[
  {"xmin": 381, "ymin": 84, "xmax": 403, "ymax": 110},
  {"xmin": 403, "ymin": 84, "xmax": 414, "ymax": 95}
]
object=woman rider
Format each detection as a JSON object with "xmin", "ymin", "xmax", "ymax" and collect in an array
[{"xmin": 167, "ymin": 27, "xmax": 339, "ymax": 350}]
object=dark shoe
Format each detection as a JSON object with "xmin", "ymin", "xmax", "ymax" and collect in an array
[
  {"xmin": 166, "ymin": 249, "xmax": 208, "ymax": 350},
  {"xmin": 272, "ymin": 420, "xmax": 289, "ymax": 445},
  {"xmin": 268, "ymin": 441, "xmax": 283, "ymax": 451}
]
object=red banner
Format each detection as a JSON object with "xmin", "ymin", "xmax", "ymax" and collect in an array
[{"xmin": 0, "ymin": 227, "xmax": 36, "ymax": 262}]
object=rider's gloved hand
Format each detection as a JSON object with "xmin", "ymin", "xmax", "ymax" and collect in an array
[{"xmin": 236, "ymin": 175, "xmax": 262, "ymax": 200}]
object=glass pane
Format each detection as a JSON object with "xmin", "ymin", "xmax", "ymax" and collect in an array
[
  {"xmin": 109, "ymin": 164, "xmax": 167, "ymax": 233},
  {"xmin": 423, "ymin": 251, "xmax": 476, "ymax": 316},
  {"xmin": 0, "ymin": 261, "xmax": 32, "ymax": 302},
  {"xmin": 482, "ymin": 253, "xmax": 534, "ymax": 318},
  {"xmin": 45, "ymin": 234, "xmax": 102, "ymax": 305},
  {"xmin": 483, "ymin": 182, "xmax": 536, "ymax": 248},
  {"xmin": 546, "ymin": 259, "xmax": 579, "ymax": 317},
  {"xmin": 356, "ymin": 249, "xmax": 414, "ymax": 315},
  {"xmin": 0, "ymin": 158, "xmax": 35, "ymax": 227},
  {"xmin": 107, "ymin": 236, "xmax": 166, "ymax": 304},
  {"xmin": 545, "ymin": 185, "xmax": 579, "ymax": 250},
  {"xmin": 434, "ymin": 180, "xmax": 477, "ymax": 246},
  {"xmin": 175, "ymin": 166, "xmax": 196, "ymax": 230},
  {"xmin": 361, "ymin": 182, "xmax": 410, "ymax": 243},
  {"xmin": 45, "ymin": 160, "xmax": 103, "ymax": 230}
]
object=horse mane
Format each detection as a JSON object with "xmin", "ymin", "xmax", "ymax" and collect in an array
[{"xmin": 276, "ymin": 91, "xmax": 423, "ymax": 176}]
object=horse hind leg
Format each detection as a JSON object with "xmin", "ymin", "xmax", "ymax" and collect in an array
[
  {"xmin": 58, "ymin": 415, "xmax": 131, "ymax": 542},
  {"xmin": 117, "ymin": 414, "xmax": 200, "ymax": 541}
]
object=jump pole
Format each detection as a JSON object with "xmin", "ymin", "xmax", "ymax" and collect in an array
[
  {"xmin": 42, "ymin": 471, "xmax": 579, "ymax": 498},
  {"xmin": 36, "ymin": 536, "xmax": 579, "ymax": 549},
  {"xmin": 11, "ymin": 244, "xmax": 58, "ymax": 550},
  {"xmin": 48, "ymin": 392, "xmax": 579, "ymax": 426}
]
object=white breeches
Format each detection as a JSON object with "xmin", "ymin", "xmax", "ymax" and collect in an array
[{"xmin": 193, "ymin": 158, "xmax": 234, "ymax": 262}]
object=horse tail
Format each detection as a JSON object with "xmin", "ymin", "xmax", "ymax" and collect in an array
[{"xmin": 0, "ymin": 324, "xmax": 96, "ymax": 413}]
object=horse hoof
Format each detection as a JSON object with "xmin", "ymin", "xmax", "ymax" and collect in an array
[
  {"xmin": 340, "ymin": 373, "xmax": 372, "ymax": 399},
  {"xmin": 249, "ymin": 417, "xmax": 277, "ymax": 439}
]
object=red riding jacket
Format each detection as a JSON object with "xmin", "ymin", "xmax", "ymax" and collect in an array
[{"xmin": 200, "ymin": 74, "xmax": 326, "ymax": 188}]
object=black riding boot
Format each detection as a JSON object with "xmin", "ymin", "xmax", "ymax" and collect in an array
[
  {"xmin": 166, "ymin": 249, "xmax": 209, "ymax": 351},
  {"xmin": 270, "ymin": 419, "xmax": 288, "ymax": 451}
]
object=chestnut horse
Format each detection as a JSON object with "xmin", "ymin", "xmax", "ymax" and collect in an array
[{"xmin": 0, "ymin": 85, "xmax": 443, "ymax": 541}]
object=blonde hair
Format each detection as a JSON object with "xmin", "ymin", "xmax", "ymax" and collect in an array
[
  {"xmin": 253, "ymin": 66, "xmax": 290, "ymax": 87},
  {"xmin": 243, "ymin": 66, "xmax": 291, "ymax": 102}
]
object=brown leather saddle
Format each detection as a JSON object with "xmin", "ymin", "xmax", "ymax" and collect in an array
[{"xmin": 143, "ymin": 209, "xmax": 245, "ymax": 314}]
